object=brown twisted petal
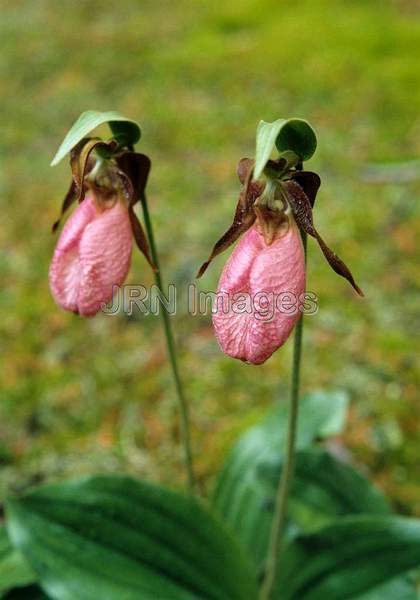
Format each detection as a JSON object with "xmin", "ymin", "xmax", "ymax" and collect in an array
[
  {"xmin": 196, "ymin": 158, "xmax": 264, "ymax": 278},
  {"xmin": 289, "ymin": 171, "xmax": 321, "ymax": 207},
  {"xmin": 51, "ymin": 138, "xmax": 117, "ymax": 233},
  {"xmin": 52, "ymin": 180, "xmax": 78, "ymax": 233},
  {"xmin": 282, "ymin": 179, "xmax": 364, "ymax": 296},
  {"xmin": 112, "ymin": 165, "xmax": 156, "ymax": 271},
  {"xmin": 128, "ymin": 205, "xmax": 156, "ymax": 271},
  {"xmin": 70, "ymin": 138, "xmax": 118, "ymax": 202}
]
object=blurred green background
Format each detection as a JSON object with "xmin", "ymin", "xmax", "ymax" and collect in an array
[{"xmin": 0, "ymin": 0, "xmax": 419, "ymax": 515}]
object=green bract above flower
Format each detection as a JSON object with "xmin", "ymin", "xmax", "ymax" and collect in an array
[
  {"xmin": 254, "ymin": 118, "xmax": 317, "ymax": 180},
  {"xmin": 51, "ymin": 110, "xmax": 141, "ymax": 166}
]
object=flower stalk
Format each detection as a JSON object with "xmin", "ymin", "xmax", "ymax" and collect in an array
[
  {"xmin": 139, "ymin": 191, "xmax": 196, "ymax": 494},
  {"xmin": 259, "ymin": 229, "xmax": 307, "ymax": 600}
]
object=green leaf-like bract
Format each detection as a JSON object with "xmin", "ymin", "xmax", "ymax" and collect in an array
[
  {"xmin": 51, "ymin": 110, "xmax": 141, "ymax": 166},
  {"xmin": 254, "ymin": 118, "xmax": 317, "ymax": 179},
  {"xmin": 277, "ymin": 515, "xmax": 420, "ymax": 599},
  {"xmin": 6, "ymin": 475, "xmax": 257, "ymax": 600}
]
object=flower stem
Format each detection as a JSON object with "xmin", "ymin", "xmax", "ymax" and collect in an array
[
  {"xmin": 139, "ymin": 192, "xmax": 196, "ymax": 494},
  {"xmin": 259, "ymin": 230, "xmax": 307, "ymax": 600}
]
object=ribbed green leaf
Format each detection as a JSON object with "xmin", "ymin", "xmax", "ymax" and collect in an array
[
  {"xmin": 352, "ymin": 575, "xmax": 417, "ymax": 600},
  {"xmin": 0, "ymin": 525, "xmax": 36, "ymax": 596},
  {"xmin": 260, "ymin": 448, "xmax": 390, "ymax": 531},
  {"xmin": 6, "ymin": 475, "xmax": 257, "ymax": 600},
  {"xmin": 212, "ymin": 391, "xmax": 393, "ymax": 570},
  {"xmin": 254, "ymin": 118, "xmax": 317, "ymax": 179},
  {"xmin": 277, "ymin": 516, "xmax": 420, "ymax": 599},
  {"xmin": 214, "ymin": 390, "xmax": 348, "ymax": 520},
  {"xmin": 51, "ymin": 110, "xmax": 141, "ymax": 166},
  {"xmin": 216, "ymin": 449, "xmax": 389, "ymax": 572},
  {"xmin": 274, "ymin": 571, "xmax": 418, "ymax": 600}
]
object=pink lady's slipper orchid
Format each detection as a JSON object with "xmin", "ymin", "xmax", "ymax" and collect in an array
[
  {"xmin": 198, "ymin": 158, "xmax": 362, "ymax": 365},
  {"xmin": 214, "ymin": 221, "xmax": 305, "ymax": 364},
  {"xmin": 49, "ymin": 139, "xmax": 154, "ymax": 316},
  {"xmin": 49, "ymin": 193, "xmax": 132, "ymax": 316}
]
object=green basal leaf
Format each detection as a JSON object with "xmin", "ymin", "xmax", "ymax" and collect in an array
[
  {"xmin": 0, "ymin": 525, "xmax": 37, "ymax": 596},
  {"xmin": 213, "ymin": 391, "xmax": 350, "ymax": 569},
  {"xmin": 314, "ymin": 390, "xmax": 348, "ymax": 437},
  {"xmin": 254, "ymin": 118, "xmax": 317, "ymax": 179},
  {"xmin": 352, "ymin": 574, "xmax": 417, "ymax": 600},
  {"xmin": 51, "ymin": 110, "xmax": 141, "ymax": 166},
  {"xmin": 6, "ymin": 475, "xmax": 258, "ymax": 600},
  {"xmin": 260, "ymin": 448, "xmax": 390, "ymax": 532},
  {"xmin": 277, "ymin": 515, "xmax": 420, "ymax": 599}
]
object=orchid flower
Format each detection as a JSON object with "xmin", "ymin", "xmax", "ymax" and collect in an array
[
  {"xmin": 198, "ymin": 157, "xmax": 362, "ymax": 364},
  {"xmin": 49, "ymin": 138, "xmax": 154, "ymax": 316}
]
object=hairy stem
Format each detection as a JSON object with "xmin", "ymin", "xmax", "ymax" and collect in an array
[
  {"xmin": 139, "ymin": 192, "xmax": 196, "ymax": 494},
  {"xmin": 259, "ymin": 230, "xmax": 307, "ymax": 599}
]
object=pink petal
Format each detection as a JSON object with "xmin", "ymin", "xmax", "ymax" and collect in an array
[
  {"xmin": 49, "ymin": 195, "xmax": 132, "ymax": 316},
  {"xmin": 49, "ymin": 196, "xmax": 98, "ymax": 313},
  {"xmin": 213, "ymin": 223, "xmax": 305, "ymax": 364},
  {"xmin": 77, "ymin": 200, "xmax": 132, "ymax": 316}
]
